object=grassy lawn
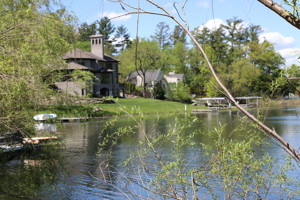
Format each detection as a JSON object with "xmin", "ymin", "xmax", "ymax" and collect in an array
[
  {"xmin": 100, "ymin": 98, "xmax": 198, "ymax": 114},
  {"xmin": 35, "ymin": 98, "xmax": 203, "ymax": 118}
]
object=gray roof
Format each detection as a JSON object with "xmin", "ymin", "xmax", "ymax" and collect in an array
[
  {"xmin": 65, "ymin": 62, "xmax": 95, "ymax": 71},
  {"xmin": 63, "ymin": 48, "xmax": 118, "ymax": 62},
  {"xmin": 167, "ymin": 73, "xmax": 184, "ymax": 80},
  {"xmin": 127, "ymin": 70, "xmax": 162, "ymax": 85}
]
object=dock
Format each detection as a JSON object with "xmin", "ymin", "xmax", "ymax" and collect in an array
[
  {"xmin": 192, "ymin": 109, "xmax": 215, "ymax": 113},
  {"xmin": 58, "ymin": 117, "xmax": 89, "ymax": 122}
]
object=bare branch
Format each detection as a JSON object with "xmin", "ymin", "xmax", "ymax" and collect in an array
[{"xmin": 110, "ymin": 0, "xmax": 300, "ymax": 162}]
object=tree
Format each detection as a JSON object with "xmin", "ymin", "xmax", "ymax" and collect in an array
[
  {"xmin": 77, "ymin": 22, "xmax": 97, "ymax": 41},
  {"xmin": 71, "ymin": 70, "xmax": 97, "ymax": 96},
  {"xmin": 115, "ymin": 25, "xmax": 131, "ymax": 52},
  {"xmin": 169, "ymin": 42, "xmax": 189, "ymax": 74},
  {"xmin": 171, "ymin": 81, "xmax": 191, "ymax": 102},
  {"xmin": 118, "ymin": 39, "xmax": 161, "ymax": 97},
  {"xmin": 258, "ymin": 0, "xmax": 300, "ymax": 29},
  {"xmin": 97, "ymin": 17, "xmax": 116, "ymax": 55},
  {"xmin": 153, "ymin": 81, "xmax": 165, "ymax": 99},
  {"xmin": 97, "ymin": 17, "xmax": 115, "ymax": 39},
  {"xmin": 110, "ymin": 0, "xmax": 300, "ymax": 164},
  {"xmin": 248, "ymin": 41, "xmax": 285, "ymax": 96},
  {"xmin": 134, "ymin": 40, "xmax": 161, "ymax": 97},
  {"xmin": 151, "ymin": 22, "xmax": 171, "ymax": 49},
  {"xmin": 222, "ymin": 18, "xmax": 248, "ymax": 50},
  {"xmin": 170, "ymin": 25, "xmax": 186, "ymax": 46},
  {"xmin": 0, "ymin": 0, "xmax": 75, "ymax": 135}
]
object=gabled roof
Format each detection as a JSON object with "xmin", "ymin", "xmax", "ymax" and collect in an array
[
  {"xmin": 63, "ymin": 48, "xmax": 118, "ymax": 62},
  {"xmin": 127, "ymin": 70, "xmax": 163, "ymax": 85},
  {"xmin": 64, "ymin": 62, "xmax": 95, "ymax": 71},
  {"xmin": 166, "ymin": 73, "xmax": 184, "ymax": 80}
]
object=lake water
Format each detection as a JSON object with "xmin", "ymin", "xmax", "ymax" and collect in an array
[{"xmin": 0, "ymin": 105, "xmax": 300, "ymax": 199}]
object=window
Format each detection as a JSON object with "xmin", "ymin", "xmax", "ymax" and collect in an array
[
  {"xmin": 106, "ymin": 63, "xmax": 113, "ymax": 69},
  {"xmin": 75, "ymin": 61, "xmax": 85, "ymax": 66}
]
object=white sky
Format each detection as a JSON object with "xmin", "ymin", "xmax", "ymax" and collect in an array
[{"xmin": 61, "ymin": 0, "xmax": 300, "ymax": 67}]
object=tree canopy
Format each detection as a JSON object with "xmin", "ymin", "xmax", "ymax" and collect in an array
[{"xmin": 0, "ymin": 0, "xmax": 75, "ymax": 134}]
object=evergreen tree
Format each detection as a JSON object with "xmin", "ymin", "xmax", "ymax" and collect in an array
[
  {"xmin": 97, "ymin": 17, "xmax": 115, "ymax": 39},
  {"xmin": 97, "ymin": 17, "xmax": 116, "ymax": 55},
  {"xmin": 115, "ymin": 25, "xmax": 132, "ymax": 52},
  {"xmin": 77, "ymin": 22, "xmax": 97, "ymax": 41},
  {"xmin": 151, "ymin": 22, "xmax": 171, "ymax": 49},
  {"xmin": 171, "ymin": 25, "xmax": 186, "ymax": 46}
]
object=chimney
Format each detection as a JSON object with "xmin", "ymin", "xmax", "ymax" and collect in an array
[{"xmin": 90, "ymin": 35, "xmax": 104, "ymax": 59}]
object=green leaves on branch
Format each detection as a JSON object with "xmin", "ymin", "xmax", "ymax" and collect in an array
[
  {"xmin": 97, "ymin": 110, "xmax": 300, "ymax": 199},
  {"xmin": 0, "ymin": 0, "xmax": 76, "ymax": 134}
]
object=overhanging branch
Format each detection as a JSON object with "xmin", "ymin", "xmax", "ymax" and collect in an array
[{"xmin": 257, "ymin": 0, "xmax": 300, "ymax": 29}]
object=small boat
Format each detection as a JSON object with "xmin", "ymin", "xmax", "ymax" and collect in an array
[{"xmin": 33, "ymin": 114, "xmax": 57, "ymax": 121}]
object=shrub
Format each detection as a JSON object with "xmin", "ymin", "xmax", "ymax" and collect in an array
[
  {"xmin": 171, "ymin": 81, "xmax": 191, "ymax": 103},
  {"xmin": 153, "ymin": 81, "xmax": 165, "ymax": 99}
]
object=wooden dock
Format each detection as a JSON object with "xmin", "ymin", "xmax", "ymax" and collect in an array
[
  {"xmin": 192, "ymin": 109, "xmax": 214, "ymax": 113},
  {"xmin": 58, "ymin": 117, "xmax": 89, "ymax": 122}
]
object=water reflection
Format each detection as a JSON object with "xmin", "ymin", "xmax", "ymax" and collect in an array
[
  {"xmin": 0, "ymin": 141, "xmax": 64, "ymax": 200},
  {"xmin": 34, "ymin": 123, "xmax": 57, "ymax": 132},
  {"xmin": 1, "ymin": 106, "xmax": 300, "ymax": 199}
]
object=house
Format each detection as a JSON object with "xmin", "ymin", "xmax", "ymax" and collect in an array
[
  {"xmin": 126, "ymin": 69, "xmax": 168, "ymax": 89},
  {"xmin": 55, "ymin": 35, "xmax": 122, "ymax": 97},
  {"xmin": 164, "ymin": 72, "xmax": 185, "ymax": 89}
]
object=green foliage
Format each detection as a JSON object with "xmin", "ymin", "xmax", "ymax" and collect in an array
[
  {"xmin": 97, "ymin": 17, "xmax": 115, "ymax": 39},
  {"xmin": 170, "ymin": 25, "xmax": 187, "ymax": 46},
  {"xmin": 0, "ymin": 140, "xmax": 65, "ymax": 199},
  {"xmin": 189, "ymin": 18, "xmax": 285, "ymax": 97},
  {"xmin": 0, "ymin": 0, "xmax": 75, "ymax": 134},
  {"xmin": 283, "ymin": 0, "xmax": 300, "ymax": 17},
  {"xmin": 287, "ymin": 64, "xmax": 300, "ymax": 77},
  {"xmin": 153, "ymin": 81, "xmax": 165, "ymax": 99},
  {"xmin": 124, "ymin": 81, "xmax": 136, "ymax": 94},
  {"xmin": 115, "ymin": 25, "xmax": 131, "ymax": 52},
  {"xmin": 71, "ymin": 69, "xmax": 97, "ymax": 95},
  {"xmin": 151, "ymin": 22, "xmax": 171, "ymax": 49},
  {"xmin": 97, "ymin": 111, "xmax": 300, "ymax": 199},
  {"xmin": 37, "ymin": 104, "xmax": 107, "ymax": 118},
  {"xmin": 206, "ymin": 77, "xmax": 224, "ymax": 97},
  {"xmin": 219, "ymin": 58, "xmax": 261, "ymax": 96},
  {"xmin": 170, "ymin": 81, "xmax": 191, "ymax": 103},
  {"xmin": 73, "ymin": 41, "xmax": 90, "ymax": 52},
  {"xmin": 199, "ymin": 126, "xmax": 300, "ymax": 199},
  {"xmin": 77, "ymin": 22, "xmax": 96, "ymax": 41}
]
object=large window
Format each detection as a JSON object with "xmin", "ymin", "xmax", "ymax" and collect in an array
[{"xmin": 106, "ymin": 63, "xmax": 113, "ymax": 69}]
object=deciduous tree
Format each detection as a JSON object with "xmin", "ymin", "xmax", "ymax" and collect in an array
[{"xmin": 0, "ymin": 0, "xmax": 75, "ymax": 135}]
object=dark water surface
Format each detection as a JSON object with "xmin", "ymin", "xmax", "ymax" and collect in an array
[{"xmin": 0, "ymin": 105, "xmax": 300, "ymax": 199}]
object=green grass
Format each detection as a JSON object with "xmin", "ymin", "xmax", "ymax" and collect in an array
[
  {"xmin": 100, "ymin": 98, "xmax": 198, "ymax": 114},
  {"xmin": 35, "ymin": 98, "xmax": 204, "ymax": 118}
]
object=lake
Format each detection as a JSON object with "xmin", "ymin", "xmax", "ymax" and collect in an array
[{"xmin": 0, "ymin": 105, "xmax": 300, "ymax": 199}]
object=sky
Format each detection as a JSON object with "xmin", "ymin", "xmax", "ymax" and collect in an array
[{"xmin": 60, "ymin": 0, "xmax": 300, "ymax": 67}]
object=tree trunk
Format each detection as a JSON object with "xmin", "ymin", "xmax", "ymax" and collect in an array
[{"xmin": 143, "ymin": 76, "xmax": 147, "ymax": 98}]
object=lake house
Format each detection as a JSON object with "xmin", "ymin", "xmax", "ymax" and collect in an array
[{"xmin": 55, "ymin": 35, "xmax": 122, "ymax": 97}]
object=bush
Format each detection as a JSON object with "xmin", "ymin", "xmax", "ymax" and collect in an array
[
  {"xmin": 171, "ymin": 81, "xmax": 191, "ymax": 103},
  {"xmin": 153, "ymin": 81, "xmax": 165, "ymax": 99},
  {"xmin": 125, "ymin": 82, "xmax": 136, "ymax": 95}
]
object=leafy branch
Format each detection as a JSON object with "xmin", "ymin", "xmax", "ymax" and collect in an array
[{"xmin": 109, "ymin": 0, "xmax": 300, "ymax": 162}]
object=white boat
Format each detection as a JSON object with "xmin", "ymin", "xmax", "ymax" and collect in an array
[{"xmin": 33, "ymin": 114, "xmax": 57, "ymax": 121}]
